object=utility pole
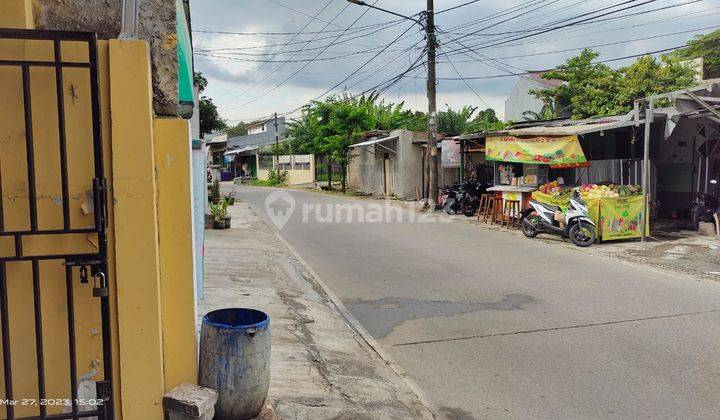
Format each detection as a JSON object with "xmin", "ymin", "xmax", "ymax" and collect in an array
[
  {"xmin": 426, "ymin": 0, "xmax": 438, "ymax": 209},
  {"xmin": 274, "ymin": 112, "xmax": 280, "ymax": 171},
  {"xmin": 345, "ymin": 0, "xmax": 436, "ymax": 206}
]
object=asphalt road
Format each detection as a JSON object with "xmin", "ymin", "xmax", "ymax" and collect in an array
[{"xmin": 237, "ymin": 186, "xmax": 720, "ymax": 420}]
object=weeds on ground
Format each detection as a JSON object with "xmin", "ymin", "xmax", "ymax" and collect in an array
[{"xmin": 250, "ymin": 169, "xmax": 287, "ymax": 187}]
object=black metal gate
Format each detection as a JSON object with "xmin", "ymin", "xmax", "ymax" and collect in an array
[{"xmin": 0, "ymin": 29, "xmax": 112, "ymax": 419}]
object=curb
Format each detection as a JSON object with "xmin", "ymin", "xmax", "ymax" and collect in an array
[{"xmin": 273, "ymin": 232, "xmax": 438, "ymax": 420}]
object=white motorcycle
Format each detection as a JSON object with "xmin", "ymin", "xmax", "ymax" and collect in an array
[{"xmin": 520, "ymin": 190, "xmax": 596, "ymax": 247}]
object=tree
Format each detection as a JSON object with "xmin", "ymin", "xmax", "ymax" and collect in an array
[
  {"xmin": 673, "ymin": 28, "xmax": 720, "ymax": 79},
  {"xmin": 288, "ymin": 94, "xmax": 427, "ymax": 193},
  {"xmin": 437, "ymin": 106, "xmax": 507, "ymax": 136},
  {"xmin": 194, "ymin": 71, "xmax": 208, "ymax": 93},
  {"xmin": 194, "ymin": 71, "xmax": 227, "ymax": 136},
  {"xmin": 531, "ymin": 49, "xmax": 695, "ymax": 119},
  {"xmin": 226, "ymin": 122, "xmax": 247, "ymax": 137},
  {"xmin": 438, "ymin": 106, "xmax": 477, "ymax": 137},
  {"xmin": 199, "ymin": 96, "xmax": 226, "ymax": 137}
]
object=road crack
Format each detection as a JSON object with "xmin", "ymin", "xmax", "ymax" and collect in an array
[{"xmin": 393, "ymin": 309, "xmax": 720, "ymax": 347}]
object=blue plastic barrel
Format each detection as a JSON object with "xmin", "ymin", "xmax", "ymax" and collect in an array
[{"xmin": 199, "ymin": 308, "xmax": 270, "ymax": 420}]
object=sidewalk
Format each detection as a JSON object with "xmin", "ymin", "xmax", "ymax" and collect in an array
[{"xmin": 199, "ymin": 200, "xmax": 434, "ymax": 419}]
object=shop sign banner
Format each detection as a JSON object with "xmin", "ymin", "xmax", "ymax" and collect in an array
[
  {"xmin": 486, "ymin": 135, "xmax": 587, "ymax": 165},
  {"xmin": 600, "ymin": 195, "xmax": 646, "ymax": 240},
  {"xmin": 441, "ymin": 139, "xmax": 461, "ymax": 168}
]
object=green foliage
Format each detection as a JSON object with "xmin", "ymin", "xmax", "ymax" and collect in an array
[
  {"xmin": 287, "ymin": 93, "xmax": 427, "ymax": 191},
  {"xmin": 673, "ymin": 28, "xmax": 720, "ymax": 79},
  {"xmin": 194, "ymin": 71, "xmax": 208, "ymax": 93},
  {"xmin": 195, "ymin": 71, "xmax": 227, "ymax": 136},
  {"xmin": 437, "ymin": 105, "xmax": 507, "ymax": 136},
  {"xmin": 226, "ymin": 122, "xmax": 248, "ymax": 137},
  {"xmin": 209, "ymin": 199, "xmax": 228, "ymax": 220},
  {"xmin": 250, "ymin": 170, "xmax": 287, "ymax": 187},
  {"xmin": 530, "ymin": 49, "xmax": 696, "ymax": 119},
  {"xmin": 200, "ymin": 96, "xmax": 226, "ymax": 137}
]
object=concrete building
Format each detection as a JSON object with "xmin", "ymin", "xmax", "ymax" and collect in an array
[
  {"xmin": 504, "ymin": 72, "xmax": 564, "ymax": 122},
  {"xmin": 227, "ymin": 116, "xmax": 288, "ymax": 149},
  {"xmin": 348, "ymin": 130, "xmax": 426, "ymax": 199}
]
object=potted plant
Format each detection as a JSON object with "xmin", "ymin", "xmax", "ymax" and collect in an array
[
  {"xmin": 224, "ymin": 191, "xmax": 235, "ymax": 205},
  {"xmin": 209, "ymin": 200, "xmax": 228, "ymax": 229},
  {"xmin": 209, "ymin": 179, "xmax": 221, "ymax": 204}
]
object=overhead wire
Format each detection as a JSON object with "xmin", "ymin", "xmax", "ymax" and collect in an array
[
  {"xmin": 212, "ymin": 0, "xmax": 334, "ymax": 102},
  {"xmin": 224, "ymin": 0, "xmax": 389, "ymax": 111}
]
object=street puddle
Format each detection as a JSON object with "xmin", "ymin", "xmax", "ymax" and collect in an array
[{"xmin": 345, "ymin": 294, "xmax": 534, "ymax": 339}]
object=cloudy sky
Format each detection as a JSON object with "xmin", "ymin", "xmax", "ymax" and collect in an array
[{"xmin": 190, "ymin": 0, "xmax": 719, "ymax": 123}]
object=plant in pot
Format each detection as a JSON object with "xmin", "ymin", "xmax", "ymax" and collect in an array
[
  {"xmin": 224, "ymin": 191, "xmax": 236, "ymax": 205},
  {"xmin": 209, "ymin": 179, "xmax": 221, "ymax": 204},
  {"xmin": 209, "ymin": 200, "xmax": 229, "ymax": 229}
]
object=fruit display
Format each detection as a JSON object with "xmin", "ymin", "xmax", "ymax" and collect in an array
[
  {"xmin": 538, "ymin": 181, "xmax": 562, "ymax": 196},
  {"xmin": 579, "ymin": 184, "xmax": 642, "ymax": 200}
]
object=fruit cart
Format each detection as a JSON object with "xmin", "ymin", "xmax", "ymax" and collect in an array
[{"xmin": 531, "ymin": 183, "xmax": 648, "ymax": 242}]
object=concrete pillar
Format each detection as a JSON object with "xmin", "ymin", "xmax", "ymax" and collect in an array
[
  {"xmin": 154, "ymin": 118, "xmax": 199, "ymax": 390},
  {"xmin": 109, "ymin": 38, "xmax": 165, "ymax": 418}
]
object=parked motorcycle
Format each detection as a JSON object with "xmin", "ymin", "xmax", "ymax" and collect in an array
[
  {"xmin": 520, "ymin": 190, "xmax": 596, "ymax": 247},
  {"xmin": 442, "ymin": 184, "xmax": 465, "ymax": 215},
  {"xmin": 459, "ymin": 180, "xmax": 490, "ymax": 217},
  {"xmin": 691, "ymin": 179, "xmax": 719, "ymax": 230}
]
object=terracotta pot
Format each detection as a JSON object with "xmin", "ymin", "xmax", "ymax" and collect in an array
[
  {"xmin": 211, "ymin": 197, "xmax": 221, "ymax": 205},
  {"xmin": 213, "ymin": 219, "xmax": 226, "ymax": 229}
]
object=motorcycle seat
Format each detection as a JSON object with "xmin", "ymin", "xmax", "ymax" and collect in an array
[{"xmin": 530, "ymin": 199, "xmax": 560, "ymax": 212}]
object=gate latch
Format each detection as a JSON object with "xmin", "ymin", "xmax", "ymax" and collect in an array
[{"xmin": 63, "ymin": 260, "xmax": 108, "ymax": 298}]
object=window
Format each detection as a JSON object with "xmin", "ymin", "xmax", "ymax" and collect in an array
[{"xmin": 258, "ymin": 155, "xmax": 274, "ymax": 170}]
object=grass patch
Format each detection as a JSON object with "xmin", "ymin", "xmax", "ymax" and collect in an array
[{"xmin": 250, "ymin": 178, "xmax": 285, "ymax": 187}]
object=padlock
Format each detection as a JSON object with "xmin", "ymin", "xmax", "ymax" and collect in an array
[{"xmin": 92, "ymin": 272, "xmax": 109, "ymax": 298}]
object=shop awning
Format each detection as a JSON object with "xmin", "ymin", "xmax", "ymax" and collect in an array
[
  {"xmin": 500, "ymin": 119, "xmax": 637, "ymax": 136},
  {"xmin": 350, "ymin": 135, "xmax": 399, "ymax": 148},
  {"xmin": 486, "ymin": 135, "xmax": 587, "ymax": 165},
  {"xmin": 349, "ymin": 135, "xmax": 399, "ymax": 153},
  {"xmin": 224, "ymin": 146, "xmax": 255, "ymax": 156}
]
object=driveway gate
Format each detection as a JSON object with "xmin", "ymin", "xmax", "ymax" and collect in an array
[{"xmin": 0, "ymin": 29, "xmax": 112, "ymax": 419}]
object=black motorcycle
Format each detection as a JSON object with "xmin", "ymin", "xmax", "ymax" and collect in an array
[
  {"xmin": 691, "ymin": 181, "xmax": 719, "ymax": 230},
  {"xmin": 459, "ymin": 180, "xmax": 490, "ymax": 217},
  {"xmin": 442, "ymin": 184, "xmax": 465, "ymax": 215}
]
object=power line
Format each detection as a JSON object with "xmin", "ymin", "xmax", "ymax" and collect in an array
[
  {"xmin": 192, "ymin": 19, "xmax": 401, "ymax": 36},
  {"xmin": 436, "ymin": 43, "xmax": 498, "ymax": 115},
  {"xmin": 213, "ymin": 0, "xmax": 334, "ymax": 102},
  {"xmin": 436, "ymin": 0, "xmax": 482, "ymax": 15},
  {"xmin": 275, "ymin": 23, "xmax": 425, "ymax": 118},
  {"xmin": 266, "ymin": 0, "xmax": 345, "ymax": 29},
  {"xmin": 438, "ymin": 25, "xmax": 720, "ymax": 63},
  {"xmin": 431, "ymin": 45, "xmax": 686, "ymax": 80},
  {"xmin": 196, "ymin": 19, "xmax": 405, "ymax": 54},
  {"xmin": 195, "ymin": 43, "xmax": 420, "ymax": 63},
  {"xmin": 223, "ymin": 1, "xmax": 388, "ymax": 111},
  {"xmin": 441, "ymin": 0, "xmax": 704, "ymax": 60},
  {"xmin": 444, "ymin": 0, "xmax": 661, "ymax": 54},
  {"xmin": 219, "ymin": 0, "xmax": 352, "ymax": 107}
]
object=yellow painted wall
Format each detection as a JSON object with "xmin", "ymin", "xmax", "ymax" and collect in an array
[
  {"xmin": 154, "ymin": 118, "xmax": 198, "ymax": 391},
  {"xmin": 108, "ymin": 39, "xmax": 165, "ymax": 419}
]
